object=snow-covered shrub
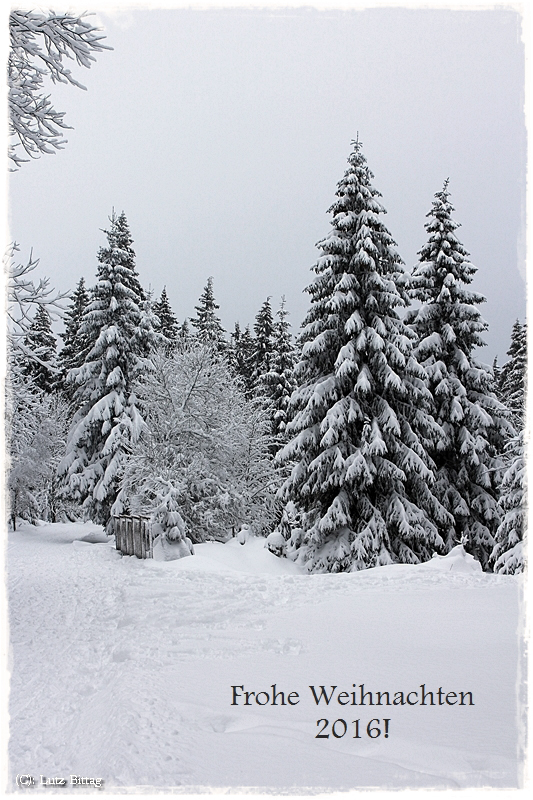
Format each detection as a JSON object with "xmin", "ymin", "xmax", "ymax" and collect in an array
[
  {"xmin": 152, "ymin": 480, "xmax": 188, "ymax": 542},
  {"xmin": 269, "ymin": 501, "xmax": 303, "ymax": 559},
  {"xmin": 121, "ymin": 343, "xmax": 279, "ymax": 542},
  {"xmin": 150, "ymin": 479, "xmax": 195, "ymax": 561},
  {"xmin": 6, "ymin": 369, "xmax": 75, "ymax": 527},
  {"xmin": 265, "ymin": 530, "xmax": 285, "ymax": 557},
  {"xmin": 237, "ymin": 524, "xmax": 251, "ymax": 545}
]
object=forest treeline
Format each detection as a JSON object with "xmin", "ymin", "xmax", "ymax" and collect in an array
[{"xmin": 6, "ymin": 140, "xmax": 526, "ymax": 575}]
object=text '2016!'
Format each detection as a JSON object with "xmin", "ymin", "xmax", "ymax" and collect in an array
[{"xmin": 230, "ymin": 684, "xmax": 474, "ymax": 740}]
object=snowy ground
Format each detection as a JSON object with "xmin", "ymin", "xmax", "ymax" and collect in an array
[{"xmin": 6, "ymin": 522, "xmax": 525, "ymax": 793}]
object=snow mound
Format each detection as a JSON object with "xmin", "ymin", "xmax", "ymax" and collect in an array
[
  {"xmin": 155, "ymin": 535, "xmax": 303, "ymax": 576},
  {"xmin": 79, "ymin": 530, "xmax": 109, "ymax": 544},
  {"xmin": 150, "ymin": 537, "xmax": 482, "ymax": 578},
  {"xmin": 422, "ymin": 544, "xmax": 482, "ymax": 573}
]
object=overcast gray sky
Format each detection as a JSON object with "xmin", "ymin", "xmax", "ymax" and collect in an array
[{"xmin": 8, "ymin": 3, "xmax": 526, "ymax": 364}]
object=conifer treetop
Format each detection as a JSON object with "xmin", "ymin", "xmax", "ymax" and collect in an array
[
  {"xmin": 153, "ymin": 285, "xmax": 179, "ymax": 347},
  {"xmin": 253, "ymin": 296, "xmax": 275, "ymax": 385},
  {"xmin": 58, "ymin": 276, "xmax": 90, "ymax": 379},
  {"xmin": 499, "ymin": 320, "xmax": 527, "ymax": 428},
  {"xmin": 191, "ymin": 276, "xmax": 226, "ymax": 349},
  {"xmin": 410, "ymin": 181, "xmax": 486, "ymax": 330},
  {"xmin": 22, "ymin": 304, "xmax": 58, "ymax": 392}
]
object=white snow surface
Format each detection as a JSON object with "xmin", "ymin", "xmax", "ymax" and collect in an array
[{"xmin": 7, "ymin": 523, "xmax": 524, "ymax": 792}]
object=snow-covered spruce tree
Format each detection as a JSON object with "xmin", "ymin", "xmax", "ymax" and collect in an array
[
  {"xmin": 263, "ymin": 296, "xmax": 297, "ymax": 447},
  {"xmin": 135, "ymin": 292, "xmax": 166, "ymax": 359},
  {"xmin": 121, "ymin": 343, "xmax": 277, "ymax": 543},
  {"xmin": 490, "ymin": 432, "xmax": 525, "ymax": 574},
  {"xmin": 499, "ymin": 320, "xmax": 527, "ymax": 429},
  {"xmin": 178, "ymin": 318, "xmax": 191, "ymax": 342},
  {"xmin": 252, "ymin": 297, "xmax": 275, "ymax": 393},
  {"xmin": 230, "ymin": 322, "xmax": 256, "ymax": 397},
  {"xmin": 59, "ymin": 211, "xmax": 155, "ymax": 528},
  {"xmin": 489, "ymin": 320, "xmax": 527, "ymax": 574},
  {"xmin": 277, "ymin": 139, "xmax": 450, "ymax": 573},
  {"xmin": 153, "ymin": 286, "xmax": 179, "ymax": 351},
  {"xmin": 8, "ymin": 10, "xmax": 110, "ymax": 167},
  {"xmin": 21, "ymin": 304, "xmax": 58, "ymax": 393},
  {"xmin": 407, "ymin": 180, "xmax": 513, "ymax": 569},
  {"xmin": 57, "ymin": 276, "xmax": 91, "ymax": 394},
  {"xmin": 191, "ymin": 277, "xmax": 227, "ymax": 351}
]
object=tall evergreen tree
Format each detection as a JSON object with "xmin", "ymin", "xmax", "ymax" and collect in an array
[
  {"xmin": 498, "ymin": 320, "xmax": 527, "ymax": 429},
  {"xmin": 59, "ymin": 211, "xmax": 155, "ymax": 528},
  {"xmin": 490, "ymin": 320, "xmax": 527, "ymax": 575},
  {"xmin": 57, "ymin": 276, "xmax": 90, "ymax": 393},
  {"xmin": 407, "ymin": 180, "xmax": 512, "ymax": 569},
  {"xmin": 490, "ymin": 432, "xmax": 525, "ymax": 575},
  {"xmin": 191, "ymin": 277, "xmax": 226, "ymax": 351},
  {"xmin": 264, "ymin": 296, "xmax": 297, "ymax": 446},
  {"xmin": 22, "ymin": 304, "xmax": 57, "ymax": 392},
  {"xmin": 230, "ymin": 322, "xmax": 255, "ymax": 396},
  {"xmin": 278, "ymin": 139, "xmax": 449, "ymax": 573},
  {"xmin": 252, "ymin": 297, "xmax": 275, "ymax": 392},
  {"xmin": 178, "ymin": 318, "xmax": 191, "ymax": 342},
  {"xmin": 153, "ymin": 286, "xmax": 179, "ymax": 350}
]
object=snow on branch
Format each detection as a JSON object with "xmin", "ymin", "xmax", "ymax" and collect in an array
[{"xmin": 8, "ymin": 9, "xmax": 112, "ymax": 167}]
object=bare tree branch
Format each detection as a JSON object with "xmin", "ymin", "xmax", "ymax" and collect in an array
[{"xmin": 5, "ymin": 243, "xmax": 69, "ymax": 345}]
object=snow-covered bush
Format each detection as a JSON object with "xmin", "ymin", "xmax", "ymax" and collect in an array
[
  {"xmin": 121, "ymin": 343, "xmax": 278, "ymax": 542},
  {"xmin": 6, "ymin": 369, "xmax": 74, "ymax": 527},
  {"xmin": 270, "ymin": 501, "xmax": 303, "ymax": 558},
  {"xmin": 265, "ymin": 529, "xmax": 286, "ymax": 557},
  {"xmin": 149, "ymin": 479, "xmax": 194, "ymax": 559}
]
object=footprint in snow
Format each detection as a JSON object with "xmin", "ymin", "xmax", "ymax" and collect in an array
[
  {"xmin": 77, "ymin": 685, "xmax": 97, "ymax": 696},
  {"xmin": 116, "ymin": 616, "xmax": 136, "ymax": 628},
  {"xmin": 112, "ymin": 649, "xmax": 131, "ymax": 662},
  {"xmin": 262, "ymin": 638, "xmax": 302, "ymax": 655},
  {"xmin": 208, "ymin": 715, "xmax": 234, "ymax": 733}
]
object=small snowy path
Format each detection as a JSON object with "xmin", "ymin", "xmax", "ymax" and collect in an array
[{"xmin": 7, "ymin": 523, "xmax": 523, "ymax": 791}]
